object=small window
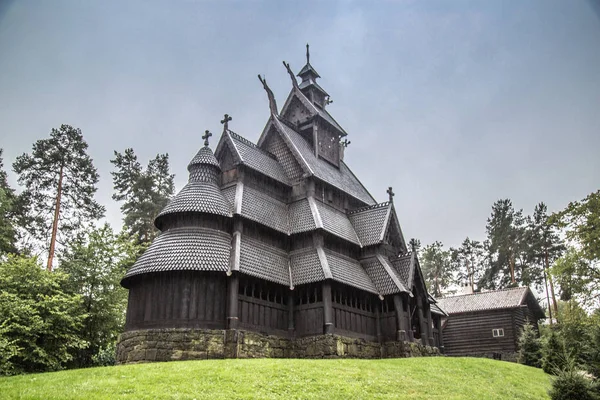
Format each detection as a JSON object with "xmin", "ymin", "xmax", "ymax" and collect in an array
[{"xmin": 492, "ymin": 328, "xmax": 504, "ymax": 337}]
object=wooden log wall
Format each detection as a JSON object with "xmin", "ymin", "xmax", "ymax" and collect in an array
[
  {"xmin": 125, "ymin": 271, "xmax": 227, "ymax": 331},
  {"xmin": 443, "ymin": 308, "xmax": 519, "ymax": 356}
]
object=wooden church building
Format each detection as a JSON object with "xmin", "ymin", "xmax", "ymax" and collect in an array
[{"xmin": 117, "ymin": 47, "xmax": 441, "ymax": 363}]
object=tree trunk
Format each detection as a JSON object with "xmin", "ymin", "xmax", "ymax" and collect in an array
[
  {"xmin": 545, "ymin": 248, "xmax": 559, "ymax": 318},
  {"xmin": 509, "ymin": 249, "xmax": 516, "ymax": 284},
  {"xmin": 542, "ymin": 267, "xmax": 553, "ymax": 325},
  {"xmin": 466, "ymin": 256, "xmax": 474, "ymax": 292},
  {"xmin": 46, "ymin": 164, "xmax": 64, "ymax": 272}
]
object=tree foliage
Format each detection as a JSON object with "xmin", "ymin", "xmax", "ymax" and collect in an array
[
  {"xmin": 0, "ymin": 255, "xmax": 86, "ymax": 375},
  {"xmin": 59, "ymin": 225, "xmax": 141, "ymax": 367},
  {"xmin": 517, "ymin": 323, "xmax": 542, "ymax": 368},
  {"xmin": 450, "ymin": 237, "xmax": 486, "ymax": 292},
  {"xmin": 420, "ymin": 241, "xmax": 453, "ymax": 298},
  {"xmin": 111, "ymin": 149, "xmax": 174, "ymax": 244},
  {"xmin": 12, "ymin": 125, "xmax": 104, "ymax": 265},
  {"xmin": 0, "ymin": 149, "xmax": 20, "ymax": 255},
  {"xmin": 481, "ymin": 199, "xmax": 527, "ymax": 289}
]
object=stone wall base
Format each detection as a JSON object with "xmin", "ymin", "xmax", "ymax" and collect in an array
[{"xmin": 117, "ymin": 329, "xmax": 440, "ymax": 364}]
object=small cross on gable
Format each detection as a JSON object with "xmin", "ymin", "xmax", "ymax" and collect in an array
[
  {"xmin": 202, "ymin": 130, "xmax": 212, "ymax": 147},
  {"xmin": 220, "ymin": 114, "xmax": 232, "ymax": 132},
  {"xmin": 387, "ymin": 187, "xmax": 395, "ymax": 202},
  {"xmin": 341, "ymin": 139, "xmax": 351, "ymax": 148}
]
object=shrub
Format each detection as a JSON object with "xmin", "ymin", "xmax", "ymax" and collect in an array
[
  {"xmin": 542, "ymin": 329, "xmax": 565, "ymax": 374},
  {"xmin": 549, "ymin": 370, "xmax": 599, "ymax": 400},
  {"xmin": 0, "ymin": 255, "xmax": 87, "ymax": 375},
  {"xmin": 518, "ymin": 323, "xmax": 542, "ymax": 368}
]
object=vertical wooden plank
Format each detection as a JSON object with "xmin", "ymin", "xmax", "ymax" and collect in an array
[
  {"xmin": 189, "ymin": 274, "xmax": 198, "ymax": 320},
  {"xmin": 253, "ymin": 303, "xmax": 260, "ymax": 326},
  {"xmin": 198, "ymin": 275, "xmax": 206, "ymax": 321},
  {"xmin": 206, "ymin": 277, "xmax": 215, "ymax": 322}
]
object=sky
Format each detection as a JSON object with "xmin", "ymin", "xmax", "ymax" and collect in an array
[{"xmin": 1, "ymin": 0, "xmax": 599, "ymax": 249}]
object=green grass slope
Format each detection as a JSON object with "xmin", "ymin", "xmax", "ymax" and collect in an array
[{"xmin": 0, "ymin": 357, "xmax": 551, "ymax": 400}]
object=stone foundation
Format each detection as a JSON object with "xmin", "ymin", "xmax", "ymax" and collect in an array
[{"xmin": 117, "ymin": 329, "xmax": 440, "ymax": 364}]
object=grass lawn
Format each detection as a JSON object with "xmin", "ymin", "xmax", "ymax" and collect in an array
[{"xmin": 0, "ymin": 357, "xmax": 551, "ymax": 400}]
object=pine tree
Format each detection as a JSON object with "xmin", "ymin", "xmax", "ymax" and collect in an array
[
  {"xmin": 526, "ymin": 202, "xmax": 564, "ymax": 319},
  {"xmin": 420, "ymin": 241, "xmax": 453, "ymax": 298},
  {"xmin": 481, "ymin": 199, "xmax": 527, "ymax": 289},
  {"xmin": 111, "ymin": 149, "xmax": 175, "ymax": 244},
  {"xmin": 12, "ymin": 125, "xmax": 104, "ymax": 270},
  {"xmin": 517, "ymin": 323, "xmax": 542, "ymax": 368},
  {"xmin": 0, "ymin": 149, "xmax": 19, "ymax": 254},
  {"xmin": 450, "ymin": 237, "xmax": 486, "ymax": 292}
]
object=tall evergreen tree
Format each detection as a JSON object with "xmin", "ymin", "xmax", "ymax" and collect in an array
[
  {"xmin": 0, "ymin": 149, "xmax": 19, "ymax": 255},
  {"xmin": 450, "ymin": 237, "xmax": 486, "ymax": 293},
  {"xmin": 526, "ymin": 202, "xmax": 564, "ymax": 318},
  {"xmin": 421, "ymin": 241, "xmax": 453, "ymax": 298},
  {"xmin": 111, "ymin": 149, "xmax": 175, "ymax": 244},
  {"xmin": 13, "ymin": 125, "xmax": 104, "ymax": 270},
  {"xmin": 481, "ymin": 199, "xmax": 527, "ymax": 289}
]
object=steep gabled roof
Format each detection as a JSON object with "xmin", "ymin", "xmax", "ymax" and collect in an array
[
  {"xmin": 362, "ymin": 255, "xmax": 409, "ymax": 295},
  {"xmin": 391, "ymin": 254, "xmax": 412, "ymax": 288},
  {"xmin": 348, "ymin": 202, "xmax": 391, "ymax": 246},
  {"xmin": 269, "ymin": 117, "xmax": 375, "ymax": 205},
  {"xmin": 436, "ymin": 287, "xmax": 545, "ymax": 318},
  {"xmin": 215, "ymin": 130, "xmax": 291, "ymax": 186},
  {"xmin": 313, "ymin": 200, "xmax": 361, "ymax": 245},
  {"xmin": 238, "ymin": 236, "xmax": 290, "ymax": 287},
  {"xmin": 325, "ymin": 249, "xmax": 378, "ymax": 294}
]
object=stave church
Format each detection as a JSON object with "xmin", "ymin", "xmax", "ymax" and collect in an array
[{"xmin": 117, "ymin": 46, "xmax": 444, "ymax": 363}]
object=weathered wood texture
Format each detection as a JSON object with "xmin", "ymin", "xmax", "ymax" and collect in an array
[
  {"xmin": 125, "ymin": 271, "xmax": 227, "ymax": 330},
  {"xmin": 443, "ymin": 308, "xmax": 528, "ymax": 356}
]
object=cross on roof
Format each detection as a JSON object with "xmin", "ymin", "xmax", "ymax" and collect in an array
[
  {"xmin": 220, "ymin": 114, "xmax": 232, "ymax": 132},
  {"xmin": 202, "ymin": 130, "xmax": 212, "ymax": 147},
  {"xmin": 387, "ymin": 187, "xmax": 395, "ymax": 202},
  {"xmin": 341, "ymin": 139, "xmax": 351, "ymax": 148}
]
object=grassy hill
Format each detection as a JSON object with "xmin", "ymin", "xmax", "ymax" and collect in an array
[{"xmin": 0, "ymin": 357, "xmax": 551, "ymax": 399}]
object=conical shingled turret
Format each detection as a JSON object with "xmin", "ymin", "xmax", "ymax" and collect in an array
[{"xmin": 154, "ymin": 145, "xmax": 231, "ymax": 230}]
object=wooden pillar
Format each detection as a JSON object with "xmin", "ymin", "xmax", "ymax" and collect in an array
[
  {"xmin": 426, "ymin": 305, "xmax": 434, "ymax": 346},
  {"xmin": 322, "ymin": 281, "xmax": 334, "ymax": 334},
  {"xmin": 417, "ymin": 295, "xmax": 428, "ymax": 346},
  {"xmin": 375, "ymin": 304, "xmax": 382, "ymax": 344},
  {"xmin": 436, "ymin": 316, "xmax": 445, "ymax": 352},
  {"xmin": 393, "ymin": 294, "xmax": 407, "ymax": 341},
  {"xmin": 288, "ymin": 291, "xmax": 295, "ymax": 336},
  {"xmin": 227, "ymin": 273, "xmax": 239, "ymax": 329}
]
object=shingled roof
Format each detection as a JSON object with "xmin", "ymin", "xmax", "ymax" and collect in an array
[
  {"xmin": 436, "ymin": 287, "xmax": 544, "ymax": 318},
  {"xmin": 122, "ymin": 227, "xmax": 232, "ymax": 286}
]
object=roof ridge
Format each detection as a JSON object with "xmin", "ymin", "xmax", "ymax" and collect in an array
[
  {"xmin": 347, "ymin": 201, "xmax": 391, "ymax": 215},
  {"xmin": 439, "ymin": 286, "xmax": 527, "ymax": 300},
  {"xmin": 228, "ymin": 130, "xmax": 278, "ymax": 160}
]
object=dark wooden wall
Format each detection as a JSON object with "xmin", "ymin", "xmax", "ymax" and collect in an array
[
  {"xmin": 294, "ymin": 283, "xmax": 324, "ymax": 337},
  {"xmin": 442, "ymin": 308, "xmax": 520, "ymax": 356},
  {"xmin": 237, "ymin": 275, "xmax": 289, "ymax": 336},
  {"xmin": 125, "ymin": 271, "xmax": 227, "ymax": 331}
]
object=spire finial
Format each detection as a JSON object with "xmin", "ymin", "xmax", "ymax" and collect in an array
[
  {"xmin": 387, "ymin": 186, "xmax": 395, "ymax": 202},
  {"xmin": 220, "ymin": 114, "xmax": 232, "ymax": 132},
  {"xmin": 306, "ymin": 43, "xmax": 310, "ymax": 64},
  {"xmin": 202, "ymin": 130, "xmax": 212, "ymax": 147}
]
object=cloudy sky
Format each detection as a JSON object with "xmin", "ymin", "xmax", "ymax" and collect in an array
[{"xmin": 1, "ymin": 0, "xmax": 599, "ymax": 248}]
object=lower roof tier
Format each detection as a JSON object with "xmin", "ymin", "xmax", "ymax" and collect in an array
[{"xmin": 122, "ymin": 226, "xmax": 414, "ymax": 298}]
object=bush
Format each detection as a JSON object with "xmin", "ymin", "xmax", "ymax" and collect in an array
[
  {"xmin": 542, "ymin": 329, "xmax": 565, "ymax": 374},
  {"xmin": 0, "ymin": 255, "xmax": 87, "ymax": 375},
  {"xmin": 518, "ymin": 323, "xmax": 542, "ymax": 368},
  {"xmin": 550, "ymin": 371, "xmax": 598, "ymax": 400},
  {"xmin": 91, "ymin": 343, "xmax": 116, "ymax": 367}
]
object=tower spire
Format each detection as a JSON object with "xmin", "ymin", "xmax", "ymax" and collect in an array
[{"xmin": 306, "ymin": 43, "xmax": 310, "ymax": 64}]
